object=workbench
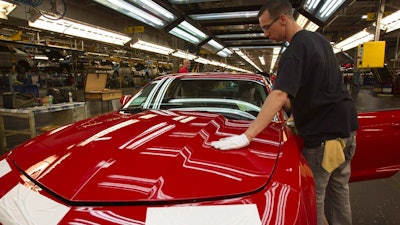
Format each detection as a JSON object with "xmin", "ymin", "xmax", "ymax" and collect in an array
[
  {"xmin": 85, "ymin": 73, "xmax": 122, "ymax": 113},
  {"xmin": 0, "ymin": 102, "xmax": 87, "ymax": 149}
]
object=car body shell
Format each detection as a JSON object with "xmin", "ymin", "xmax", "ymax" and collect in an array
[
  {"xmin": 0, "ymin": 44, "xmax": 35, "ymax": 73},
  {"xmin": 0, "ymin": 73, "xmax": 399, "ymax": 225}
]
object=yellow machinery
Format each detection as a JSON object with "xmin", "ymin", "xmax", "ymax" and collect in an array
[{"xmin": 356, "ymin": 41, "xmax": 385, "ymax": 69}]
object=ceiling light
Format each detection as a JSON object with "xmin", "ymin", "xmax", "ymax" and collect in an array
[
  {"xmin": 92, "ymin": 0, "xmax": 176, "ymax": 29},
  {"xmin": 130, "ymin": 39, "xmax": 174, "ymax": 55},
  {"xmin": 172, "ymin": 50, "xmax": 197, "ymax": 60},
  {"xmin": 29, "ymin": 16, "xmax": 131, "ymax": 45},
  {"xmin": 0, "ymin": 12, "xmax": 6, "ymax": 20},
  {"xmin": 169, "ymin": 28, "xmax": 201, "ymax": 44},
  {"xmin": 217, "ymin": 48, "xmax": 233, "ymax": 58},
  {"xmin": 303, "ymin": 0, "xmax": 346, "ymax": 22},
  {"xmin": 190, "ymin": 11, "xmax": 258, "ymax": 20},
  {"xmin": 202, "ymin": 39, "xmax": 224, "ymax": 53},
  {"xmin": 296, "ymin": 14, "xmax": 308, "ymax": 28},
  {"xmin": 380, "ymin": 10, "xmax": 400, "ymax": 33},
  {"xmin": 259, "ymin": 56, "xmax": 265, "ymax": 65},
  {"xmin": 305, "ymin": 21, "xmax": 319, "ymax": 31},
  {"xmin": 169, "ymin": 21, "xmax": 208, "ymax": 44},
  {"xmin": 0, "ymin": 0, "xmax": 16, "ymax": 20},
  {"xmin": 215, "ymin": 33, "xmax": 264, "ymax": 39},
  {"xmin": 333, "ymin": 29, "xmax": 374, "ymax": 53},
  {"xmin": 234, "ymin": 49, "xmax": 263, "ymax": 72},
  {"xmin": 177, "ymin": 21, "xmax": 208, "ymax": 39},
  {"xmin": 296, "ymin": 13, "xmax": 320, "ymax": 31},
  {"xmin": 270, "ymin": 47, "xmax": 281, "ymax": 73},
  {"xmin": 194, "ymin": 57, "xmax": 211, "ymax": 64}
]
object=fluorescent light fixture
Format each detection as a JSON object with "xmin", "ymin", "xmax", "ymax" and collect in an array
[
  {"xmin": 193, "ymin": 58, "xmax": 250, "ymax": 73},
  {"xmin": 0, "ymin": 0, "xmax": 16, "ymax": 20},
  {"xmin": 296, "ymin": 14, "xmax": 308, "ymax": 28},
  {"xmin": 259, "ymin": 56, "xmax": 265, "ymax": 65},
  {"xmin": 333, "ymin": 29, "xmax": 374, "ymax": 53},
  {"xmin": 0, "ymin": 12, "xmax": 6, "ymax": 20},
  {"xmin": 178, "ymin": 21, "xmax": 208, "ymax": 39},
  {"xmin": 29, "ymin": 16, "xmax": 131, "ymax": 45},
  {"xmin": 130, "ymin": 39, "xmax": 174, "ymax": 55},
  {"xmin": 169, "ymin": 27, "xmax": 201, "ymax": 44},
  {"xmin": 34, "ymin": 55, "xmax": 49, "ymax": 60},
  {"xmin": 92, "ymin": 0, "xmax": 176, "ymax": 29},
  {"xmin": 216, "ymin": 33, "xmax": 264, "ymax": 39},
  {"xmin": 217, "ymin": 51, "xmax": 228, "ymax": 58},
  {"xmin": 305, "ymin": 20, "xmax": 319, "ymax": 31},
  {"xmin": 296, "ymin": 13, "xmax": 319, "ymax": 31},
  {"xmin": 172, "ymin": 50, "xmax": 197, "ymax": 60},
  {"xmin": 207, "ymin": 39, "xmax": 224, "ymax": 50},
  {"xmin": 232, "ymin": 46, "xmax": 274, "ymax": 49},
  {"xmin": 217, "ymin": 48, "xmax": 233, "ymax": 58},
  {"xmin": 303, "ymin": 0, "xmax": 346, "ymax": 22},
  {"xmin": 380, "ymin": 10, "xmax": 400, "ymax": 33},
  {"xmin": 190, "ymin": 11, "xmax": 258, "ymax": 20},
  {"xmin": 169, "ymin": 21, "xmax": 208, "ymax": 44},
  {"xmin": 234, "ymin": 49, "xmax": 263, "ymax": 72},
  {"xmin": 270, "ymin": 47, "xmax": 281, "ymax": 73},
  {"xmin": 194, "ymin": 57, "xmax": 211, "ymax": 64}
]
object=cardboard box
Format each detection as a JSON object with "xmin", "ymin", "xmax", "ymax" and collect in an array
[
  {"xmin": 84, "ymin": 73, "xmax": 122, "ymax": 101},
  {"xmin": 2, "ymin": 92, "xmax": 37, "ymax": 109}
]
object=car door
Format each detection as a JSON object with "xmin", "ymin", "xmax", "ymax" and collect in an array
[{"xmin": 351, "ymin": 109, "xmax": 400, "ymax": 182}]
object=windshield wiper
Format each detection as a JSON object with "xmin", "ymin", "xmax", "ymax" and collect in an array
[{"xmin": 119, "ymin": 106, "xmax": 147, "ymax": 114}]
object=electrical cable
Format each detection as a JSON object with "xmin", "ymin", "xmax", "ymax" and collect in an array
[
  {"xmin": 25, "ymin": 0, "xmax": 67, "ymax": 20},
  {"xmin": 39, "ymin": 0, "xmax": 66, "ymax": 20}
]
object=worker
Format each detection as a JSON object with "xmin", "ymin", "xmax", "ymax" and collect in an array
[
  {"xmin": 211, "ymin": 1, "xmax": 359, "ymax": 224},
  {"xmin": 178, "ymin": 59, "xmax": 190, "ymax": 73}
]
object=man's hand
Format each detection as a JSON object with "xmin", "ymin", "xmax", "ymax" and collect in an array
[{"xmin": 211, "ymin": 134, "xmax": 250, "ymax": 150}]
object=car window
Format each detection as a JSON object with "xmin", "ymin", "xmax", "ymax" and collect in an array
[
  {"xmin": 127, "ymin": 82, "xmax": 158, "ymax": 107},
  {"xmin": 170, "ymin": 79, "xmax": 266, "ymax": 106},
  {"xmin": 122, "ymin": 77, "xmax": 268, "ymax": 120}
]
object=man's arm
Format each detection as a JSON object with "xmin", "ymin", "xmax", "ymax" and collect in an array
[
  {"xmin": 244, "ymin": 89, "xmax": 289, "ymax": 140},
  {"xmin": 211, "ymin": 89, "xmax": 289, "ymax": 150}
]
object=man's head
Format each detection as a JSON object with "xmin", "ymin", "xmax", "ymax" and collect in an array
[
  {"xmin": 183, "ymin": 59, "xmax": 190, "ymax": 68},
  {"xmin": 258, "ymin": 0, "xmax": 297, "ymax": 42}
]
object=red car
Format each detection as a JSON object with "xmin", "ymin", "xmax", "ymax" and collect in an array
[{"xmin": 0, "ymin": 73, "xmax": 399, "ymax": 224}]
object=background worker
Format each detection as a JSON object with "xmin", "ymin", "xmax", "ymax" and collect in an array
[{"xmin": 178, "ymin": 59, "xmax": 190, "ymax": 73}]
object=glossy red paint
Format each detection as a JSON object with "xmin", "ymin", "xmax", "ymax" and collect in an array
[
  {"xmin": 351, "ymin": 109, "xmax": 400, "ymax": 182},
  {"xmin": 0, "ymin": 73, "xmax": 399, "ymax": 225}
]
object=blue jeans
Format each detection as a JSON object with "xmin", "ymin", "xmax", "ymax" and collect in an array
[{"xmin": 302, "ymin": 132, "xmax": 356, "ymax": 225}]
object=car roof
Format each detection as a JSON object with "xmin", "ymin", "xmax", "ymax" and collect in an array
[{"xmin": 157, "ymin": 73, "xmax": 267, "ymax": 82}]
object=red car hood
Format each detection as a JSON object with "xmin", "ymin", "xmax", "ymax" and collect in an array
[{"xmin": 11, "ymin": 110, "xmax": 282, "ymax": 203}]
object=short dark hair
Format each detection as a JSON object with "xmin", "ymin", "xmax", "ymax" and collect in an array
[{"xmin": 258, "ymin": 0, "xmax": 293, "ymax": 19}]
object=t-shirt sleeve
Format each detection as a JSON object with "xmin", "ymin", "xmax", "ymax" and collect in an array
[{"xmin": 274, "ymin": 50, "xmax": 304, "ymax": 99}]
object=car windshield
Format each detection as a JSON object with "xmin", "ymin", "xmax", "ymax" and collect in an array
[{"xmin": 121, "ymin": 77, "xmax": 268, "ymax": 120}]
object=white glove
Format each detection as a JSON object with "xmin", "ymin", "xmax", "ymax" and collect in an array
[{"xmin": 211, "ymin": 134, "xmax": 250, "ymax": 150}]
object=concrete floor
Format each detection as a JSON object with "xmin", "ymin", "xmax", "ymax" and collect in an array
[{"xmin": 1, "ymin": 85, "xmax": 400, "ymax": 224}]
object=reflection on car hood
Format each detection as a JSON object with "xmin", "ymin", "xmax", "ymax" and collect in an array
[{"xmin": 11, "ymin": 110, "xmax": 282, "ymax": 203}]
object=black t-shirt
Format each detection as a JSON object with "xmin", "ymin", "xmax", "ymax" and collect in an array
[{"xmin": 274, "ymin": 30, "xmax": 359, "ymax": 147}]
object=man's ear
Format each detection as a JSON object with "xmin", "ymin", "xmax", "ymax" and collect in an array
[{"xmin": 279, "ymin": 14, "xmax": 286, "ymax": 25}]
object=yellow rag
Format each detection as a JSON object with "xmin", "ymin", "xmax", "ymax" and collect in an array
[{"xmin": 322, "ymin": 138, "xmax": 346, "ymax": 173}]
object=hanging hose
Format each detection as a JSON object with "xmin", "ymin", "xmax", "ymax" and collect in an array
[{"xmin": 12, "ymin": 0, "xmax": 44, "ymax": 7}]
